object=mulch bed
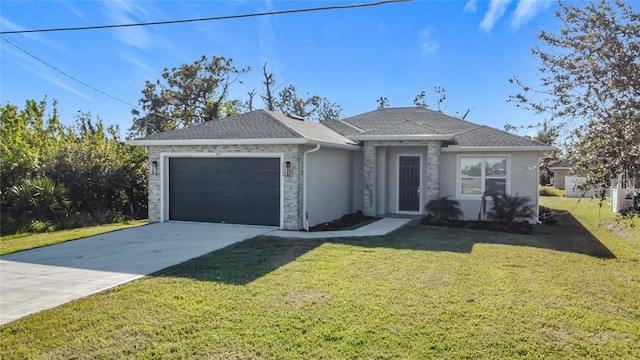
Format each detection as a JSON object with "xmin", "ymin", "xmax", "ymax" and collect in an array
[
  {"xmin": 420, "ymin": 217, "xmax": 534, "ymax": 235},
  {"xmin": 309, "ymin": 211, "xmax": 378, "ymax": 232}
]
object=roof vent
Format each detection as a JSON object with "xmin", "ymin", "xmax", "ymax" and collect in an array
[{"xmin": 286, "ymin": 113, "xmax": 305, "ymax": 121}]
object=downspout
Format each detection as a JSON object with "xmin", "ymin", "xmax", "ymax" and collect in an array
[
  {"xmin": 303, "ymin": 144, "xmax": 321, "ymax": 231},
  {"xmin": 536, "ymin": 152, "xmax": 542, "ymax": 224}
]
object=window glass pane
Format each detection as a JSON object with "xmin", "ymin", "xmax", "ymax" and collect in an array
[
  {"xmin": 461, "ymin": 158, "xmax": 482, "ymax": 177},
  {"xmin": 485, "ymin": 178, "xmax": 506, "ymax": 193},
  {"xmin": 485, "ymin": 158, "xmax": 507, "ymax": 177},
  {"xmin": 461, "ymin": 178, "xmax": 482, "ymax": 195}
]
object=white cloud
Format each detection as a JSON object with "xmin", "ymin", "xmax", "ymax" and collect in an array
[
  {"xmin": 511, "ymin": 0, "xmax": 553, "ymax": 29},
  {"xmin": 479, "ymin": 0, "xmax": 512, "ymax": 32},
  {"xmin": 101, "ymin": 1, "xmax": 155, "ymax": 50},
  {"xmin": 418, "ymin": 27, "xmax": 439, "ymax": 54},
  {"xmin": 464, "ymin": 0, "xmax": 478, "ymax": 13}
]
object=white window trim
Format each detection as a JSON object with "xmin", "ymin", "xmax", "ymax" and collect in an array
[
  {"xmin": 395, "ymin": 153, "xmax": 423, "ymax": 214},
  {"xmin": 456, "ymin": 154, "xmax": 511, "ymax": 199},
  {"xmin": 159, "ymin": 151, "xmax": 285, "ymax": 229}
]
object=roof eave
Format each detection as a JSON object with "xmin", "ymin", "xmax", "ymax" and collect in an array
[
  {"xmin": 347, "ymin": 134, "xmax": 455, "ymax": 141},
  {"xmin": 125, "ymin": 137, "xmax": 361, "ymax": 150},
  {"xmin": 441, "ymin": 145, "xmax": 557, "ymax": 152}
]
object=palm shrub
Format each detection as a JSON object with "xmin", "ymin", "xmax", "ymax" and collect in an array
[
  {"xmin": 4, "ymin": 177, "xmax": 70, "ymax": 233},
  {"xmin": 487, "ymin": 193, "xmax": 534, "ymax": 223},
  {"xmin": 425, "ymin": 196, "xmax": 463, "ymax": 224}
]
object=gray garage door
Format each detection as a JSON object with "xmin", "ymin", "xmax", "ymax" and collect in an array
[{"xmin": 169, "ymin": 157, "xmax": 280, "ymax": 226}]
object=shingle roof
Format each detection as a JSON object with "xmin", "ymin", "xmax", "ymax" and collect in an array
[
  {"xmin": 340, "ymin": 107, "xmax": 550, "ymax": 148},
  {"xmin": 320, "ymin": 119, "xmax": 363, "ymax": 136},
  {"xmin": 452, "ymin": 126, "xmax": 550, "ymax": 147},
  {"xmin": 134, "ymin": 109, "xmax": 357, "ymax": 146},
  {"xmin": 549, "ymin": 159, "xmax": 576, "ymax": 169},
  {"xmin": 356, "ymin": 120, "xmax": 446, "ymax": 136},
  {"xmin": 343, "ymin": 107, "xmax": 476, "ymax": 134},
  {"xmin": 132, "ymin": 107, "xmax": 552, "ymax": 150}
]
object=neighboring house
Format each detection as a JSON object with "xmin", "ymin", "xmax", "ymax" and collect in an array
[
  {"xmin": 548, "ymin": 160, "xmax": 574, "ymax": 190},
  {"xmin": 549, "ymin": 160, "xmax": 597, "ymax": 198},
  {"xmin": 127, "ymin": 107, "xmax": 554, "ymax": 230},
  {"xmin": 549, "ymin": 160, "xmax": 593, "ymax": 198}
]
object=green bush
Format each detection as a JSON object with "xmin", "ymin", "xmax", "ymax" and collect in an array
[
  {"xmin": 488, "ymin": 193, "xmax": 534, "ymax": 223},
  {"xmin": 425, "ymin": 196, "xmax": 463, "ymax": 223},
  {"xmin": 539, "ymin": 186, "xmax": 563, "ymax": 197},
  {"xmin": 4, "ymin": 177, "xmax": 70, "ymax": 233}
]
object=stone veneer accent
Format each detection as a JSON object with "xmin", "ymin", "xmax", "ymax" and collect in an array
[
  {"xmin": 147, "ymin": 144, "xmax": 304, "ymax": 230},
  {"xmin": 361, "ymin": 140, "xmax": 442, "ymax": 216}
]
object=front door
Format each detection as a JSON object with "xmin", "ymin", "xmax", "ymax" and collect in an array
[{"xmin": 399, "ymin": 156, "xmax": 420, "ymax": 212}]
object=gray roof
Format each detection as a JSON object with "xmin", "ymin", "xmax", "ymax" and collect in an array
[
  {"xmin": 452, "ymin": 126, "xmax": 550, "ymax": 147},
  {"xmin": 339, "ymin": 107, "xmax": 550, "ymax": 147},
  {"xmin": 320, "ymin": 119, "xmax": 363, "ymax": 136},
  {"xmin": 549, "ymin": 159, "xmax": 576, "ymax": 169},
  {"xmin": 342, "ymin": 107, "xmax": 475, "ymax": 134},
  {"xmin": 135, "ymin": 109, "xmax": 357, "ymax": 146},
  {"xmin": 132, "ymin": 107, "xmax": 551, "ymax": 150}
]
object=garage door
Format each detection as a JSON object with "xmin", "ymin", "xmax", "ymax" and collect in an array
[{"xmin": 169, "ymin": 157, "xmax": 280, "ymax": 226}]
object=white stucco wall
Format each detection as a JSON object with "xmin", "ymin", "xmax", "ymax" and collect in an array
[
  {"xmin": 439, "ymin": 151, "xmax": 540, "ymax": 222},
  {"xmin": 305, "ymin": 147, "xmax": 359, "ymax": 227}
]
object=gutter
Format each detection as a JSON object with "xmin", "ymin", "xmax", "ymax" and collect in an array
[
  {"xmin": 125, "ymin": 138, "xmax": 360, "ymax": 151},
  {"xmin": 302, "ymin": 144, "xmax": 321, "ymax": 231}
]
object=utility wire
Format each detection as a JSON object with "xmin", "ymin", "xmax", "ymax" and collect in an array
[
  {"xmin": 1, "ymin": 37, "xmax": 179, "ymax": 125},
  {"xmin": 2, "ymin": 37, "xmax": 137, "ymax": 108},
  {"xmin": 0, "ymin": 0, "xmax": 411, "ymax": 35}
]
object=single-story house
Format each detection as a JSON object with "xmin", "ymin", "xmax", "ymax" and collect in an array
[
  {"xmin": 548, "ymin": 160, "xmax": 575, "ymax": 190},
  {"xmin": 549, "ymin": 160, "xmax": 596, "ymax": 198},
  {"xmin": 127, "ymin": 107, "xmax": 555, "ymax": 230}
]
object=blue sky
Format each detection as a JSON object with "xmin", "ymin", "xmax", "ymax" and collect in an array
[{"xmin": 1, "ymin": 0, "xmax": 561, "ymax": 137}]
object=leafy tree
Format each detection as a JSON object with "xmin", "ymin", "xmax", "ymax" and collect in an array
[
  {"xmin": 275, "ymin": 84, "xmax": 342, "ymax": 121},
  {"xmin": 533, "ymin": 121, "xmax": 561, "ymax": 185},
  {"xmin": 413, "ymin": 91, "xmax": 427, "ymax": 108},
  {"xmin": 258, "ymin": 63, "xmax": 342, "ymax": 121},
  {"xmin": 47, "ymin": 112, "xmax": 148, "ymax": 224},
  {"xmin": 0, "ymin": 98, "xmax": 66, "ymax": 190},
  {"xmin": 509, "ymin": 0, "xmax": 640, "ymax": 198},
  {"xmin": 129, "ymin": 55, "xmax": 249, "ymax": 137},
  {"xmin": 376, "ymin": 96, "xmax": 389, "ymax": 109},
  {"xmin": 1, "ymin": 99, "xmax": 148, "ymax": 235}
]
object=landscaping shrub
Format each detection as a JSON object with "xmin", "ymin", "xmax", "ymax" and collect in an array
[
  {"xmin": 539, "ymin": 186, "xmax": 560, "ymax": 196},
  {"xmin": 4, "ymin": 177, "xmax": 70, "ymax": 233},
  {"xmin": 488, "ymin": 193, "xmax": 534, "ymax": 223},
  {"xmin": 425, "ymin": 196, "xmax": 462, "ymax": 224}
]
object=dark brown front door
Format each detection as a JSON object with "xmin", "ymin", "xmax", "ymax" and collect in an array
[{"xmin": 399, "ymin": 156, "xmax": 420, "ymax": 212}]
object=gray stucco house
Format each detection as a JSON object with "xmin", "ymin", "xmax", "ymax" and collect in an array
[{"xmin": 128, "ymin": 107, "xmax": 554, "ymax": 230}]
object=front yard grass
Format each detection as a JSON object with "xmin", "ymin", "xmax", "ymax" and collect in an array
[
  {"xmin": 1, "ymin": 198, "xmax": 639, "ymax": 359},
  {"xmin": 0, "ymin": 220, "xmax": 148, "ymax": 255}
]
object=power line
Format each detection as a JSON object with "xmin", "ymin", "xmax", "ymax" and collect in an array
[
  {"xmin": 2, "ymin": 37, "xmax": 138, "ymax": 108},
  {"xmin": 1, "ymin": 37, "xmax": 179, "ymax": 125},
  {"xmin": 0, "ymin": 0, "xmax": 411, "ymax": 35}
]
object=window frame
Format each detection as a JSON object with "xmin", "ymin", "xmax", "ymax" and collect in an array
[{"xmin": 456, "ymin": 155, "xmax": 510, "ymax": 199}]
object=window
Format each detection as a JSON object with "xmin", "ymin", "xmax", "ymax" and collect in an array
[{"xmin": 459, "ymin": 157, "xmax": 508, "ymax": 196}]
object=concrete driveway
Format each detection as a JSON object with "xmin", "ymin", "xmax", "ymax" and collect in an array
[{"xmin": 0, "ymin": 222, "xmax": 273, "ymax": 325}]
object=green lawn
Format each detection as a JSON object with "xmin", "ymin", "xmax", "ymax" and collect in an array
[
  {"xmin": 1, "ymin": 199, "xmax": 639, "ymax": 359},
  {"xmin": 0, "ymin": 220, "xmax": 148, "ymax": 255}
]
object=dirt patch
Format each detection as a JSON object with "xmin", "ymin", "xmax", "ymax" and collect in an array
[{"xmin": 309, "ymin": 211, "xmax": 378, "ymax": 232}]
